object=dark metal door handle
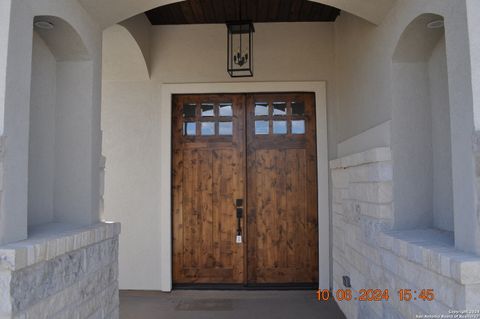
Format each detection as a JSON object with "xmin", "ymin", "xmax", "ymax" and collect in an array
[
  {"xmin": 236, "ymin": 207, "xmax": 243, "ymax": 219},
  {"xmin": 236, "ymin": 199, "xmax": 243, "ymax": 236}
]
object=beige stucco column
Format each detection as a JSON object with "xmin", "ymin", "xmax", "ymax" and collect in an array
[
  {"xmin": 466, "ymin": 0, "xmax": 480, "ymax": 255},
  {"xmin": 447, "ymin": 0, "xmax": 480, "ymax": 255},
  {"xmin": 467, "ymin": 0, "xmax": 480, "ymax": 132},
  {"xmin": 0, "ymin": 0, "xmax": 11, "ymax": 245},
  {"xmin": 467, "ymin": 1, "xmax": 480, "ymax": 244},
  {"xmin": 0, "ymin": 0, "xmax": 11, "ymax": 135},
  {"xmin": 0, "ymin": 0, "xmax": 33, "ymax": 245}
]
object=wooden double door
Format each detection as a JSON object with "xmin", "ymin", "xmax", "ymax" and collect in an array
[{"xmin": 172, "ymin": 93, "xmax": 318, "ymax": 286}]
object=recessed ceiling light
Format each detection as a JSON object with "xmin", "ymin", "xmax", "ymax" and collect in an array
[
  {"xmin": 34, "ymin": 21, "xmax": 54, "ymax": 30},
  {"xmin": 426, "ymin": 20, "xmax": 444, "ymax": 29}
]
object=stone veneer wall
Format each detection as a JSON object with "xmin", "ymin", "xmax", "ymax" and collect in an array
[
  {"xmin": 331, "ymin": 147, "xmax": 480, "ymax": 319},
  {"xmin": 0, "ymin": 222, "xmax": 120, "ymax": 319}
]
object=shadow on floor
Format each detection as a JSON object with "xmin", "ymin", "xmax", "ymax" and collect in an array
[{"xmin": 120, "ymin": 290, "xmax": 346, "ymax": 319}]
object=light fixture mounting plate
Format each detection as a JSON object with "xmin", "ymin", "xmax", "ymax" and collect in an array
[{"xmin": 34, "ymin": 20, "xmax": 54, "ymax": 30}]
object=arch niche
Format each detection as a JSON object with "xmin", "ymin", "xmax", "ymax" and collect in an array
[
  {"xmin": 391, "ymin": 14, "xmax": 454, "ymax": 232},
  {"xmin": 28, "ymin": 15, "xmax": 96, "ymax": 230}
]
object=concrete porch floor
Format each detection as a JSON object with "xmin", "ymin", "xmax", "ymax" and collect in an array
[{"xmin": 120, "ymin": 290, "xmax": 346, "ymax": 319}]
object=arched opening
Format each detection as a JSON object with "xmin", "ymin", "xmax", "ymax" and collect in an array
[
  {"xmin": 28, "ymin": 16, "xmax": 94, "ymax": 230},
  {"xmin": 102, "ymin": 24, "xmax": 150, "ymax": 81},
  {"xmin": 78, "ymin": 0, "xmax": 395, "ymax": 28},
  {"xmin": 391, "ymin": 13, "xmax": 454, "ymax": 233}
]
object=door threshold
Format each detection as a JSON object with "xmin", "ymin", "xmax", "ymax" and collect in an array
[{"xmin": 173, "ymin": 283, "xmax": 318, "ymax": 290}]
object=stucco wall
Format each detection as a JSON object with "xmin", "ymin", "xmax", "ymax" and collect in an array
[
  {"xmin": 0, "ymin": 0, "xmax": 11, "ymax": 136},
  {"xmin": 429, "ymin": 36, "xmax": 453, "ymax": 231},
  {"xmin": 102, "ymin": 81, "xmax": 161, "ymax": 289},
  {"xmin": 28, "ymin": 33, "xmax": 57, "ymax": 227},
  {"xmin": 466, "ymin": 0, "xmax": 480, "ymax": 131},
  {"xmin": 392, "ymin": 61, "xmax": 434, "ymax": 229},
  {"xmin": 333, "ymin": 13, "xmax": 393, "ymax": 144},
  {"xmin": 149, "ymin": 23, "xmax": 333, "ymax": 83}
]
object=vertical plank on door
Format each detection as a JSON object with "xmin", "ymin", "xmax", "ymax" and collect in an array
[
  {"xmin": 172, "ymin": 94, "xmax": 245, "ymax": 284},
  {"xmin": 247, "ymin": 93, "xmax": 318, "ymax": 284}
]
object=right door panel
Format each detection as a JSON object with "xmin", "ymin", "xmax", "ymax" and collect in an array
[{"xmin": 246, "ymin": 93, "xmax": 319, "ymax": 284}]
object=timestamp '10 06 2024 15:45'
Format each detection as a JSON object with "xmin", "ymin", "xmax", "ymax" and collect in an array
[{"xmin": 316, "ymin": 289, "xmax": 435, "ymax": 302}]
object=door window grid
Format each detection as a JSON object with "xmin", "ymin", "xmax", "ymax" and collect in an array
[
  {"xmin": 254, "ymin": 100, "xmax": 306, "ymax": 135},
  {"xmin": 183, "ymin": 102, "xmax": 233, "ymax": 136}
]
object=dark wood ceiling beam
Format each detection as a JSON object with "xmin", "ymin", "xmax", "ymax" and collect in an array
[
  {"xmin": 316, "ymin": 4, "xmax": 329, "ymax": 21},
  {"xmin": 329, "ymin": 7, "xmax": 341, "ymax": 20},
  {"xmin": 319, "ymin": 5, "xmax": 333, "ymax": 21},
  {"xmin": 189, "ymin": 0, "xmax": 205, "ymax": 23},
  {"xmin": 223, "ymin": 0, "xmax": 237, "ymax": 21},
  {"xmin": 289, "ymin": 0, "xmax": 303, "ymax": 21},
  {"xmin": 301, "ymin": 1, "xmax": 315, "ymax": 21},
  {"xmin": 160, "ymin": 8, "xmax": 174, "ymax": 24},
  {"xmin": 268, "ymin": 0, "xmax": 280, "ymax": 22},
  {"xmin": 145, "ymin": 0, "xmax": 341, "ymax": 25},
  {"xmin": 251, "ymin": 0, "xmax": 259, "ymax": 22},
  {"xmin": 239, "ymin": 0, "xmax": 247, "ymax": 20},
  {"xmin": 210, "ymin": 0, "xmax": 223, "ymax": 22},
  {"xmin": 180, "ymin": 1, "xmax": 196, "ymax": 24},
  {"xmin": 172, "ymin": 5, "xmax": 188, "ymax": 24},
  {"xmin": 200, "ymin": 0, "xmax": 215, "ymax": 23},
  {"xmin": 277, "ymin": 0, "xmax": 293, "ymax": 22},
  {"xmin": 220, "ymin": 0, "xmax": 228, "ymax": 22},
  {"xmin": 257, "ymin": 0, "xmax": 269, "ymax": 22}
]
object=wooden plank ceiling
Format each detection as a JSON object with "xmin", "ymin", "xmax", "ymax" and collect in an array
[{"xmin": 145, "ymin": 0, "xmax": 341, "ymax": 25}]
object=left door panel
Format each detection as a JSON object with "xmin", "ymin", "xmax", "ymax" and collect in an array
[{"xmin": 172, "ymin": 94, "xmax": 246, "ymax": 284}]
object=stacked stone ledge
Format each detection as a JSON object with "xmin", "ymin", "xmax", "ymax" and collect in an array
[
  {"xmin": 331, "ymin": 147, "xmax": 480, "ymax": 319},
  {"xmin": 0, "ymin": 222, "xmax": 121, "ymax": 319}
]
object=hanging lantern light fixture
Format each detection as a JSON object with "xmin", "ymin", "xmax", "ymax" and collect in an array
[{"xmin": 226, "ymin": 1, "xmax": 254, "ymax": 77}]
